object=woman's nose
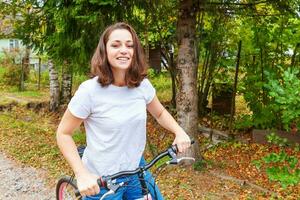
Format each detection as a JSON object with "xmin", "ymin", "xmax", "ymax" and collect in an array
[{"xmin": 120, "ymin": 45, "xmax": 129, "ymax": 53}]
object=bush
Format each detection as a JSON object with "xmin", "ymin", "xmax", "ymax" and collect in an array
[
  {"xmin": 265, "ymin": 68, "xmax": 300, "ymax": 131},
  {"xmin": 0, "ymin": 49, "xmax": 23, "ymax": 87},
  {"xmin": 2, "ymin": 64, "xmax": 21, "ymax": 86},
  {"xmin": 252, "ymin": 133, "xmax": 300, "ymax": 188},
  {"xmin": 238, "ymin": 67, "xmax": 300, "ymax": 131},
  {"xmin": 253, "ymin": 149, "xmax": 300, "ymax": 188}
]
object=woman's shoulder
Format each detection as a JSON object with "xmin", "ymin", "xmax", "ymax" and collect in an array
[
  {"xmin": 140, "ymin": 78, "xmax": 152, "ymax": 87},
  {"xmin": 76, "ymin": 76, "xmax": 100, "ymax": 94},
  {"xmin": 138, "ymin": 78, "xmax": 155, "ymax": 103},
  {"xmin": 79, "ymin": 76, "xmax": 99, "ymax": 88},
  {"xmin": 138, "ymin": 78, "xmax": 155, "ymax": 92}
]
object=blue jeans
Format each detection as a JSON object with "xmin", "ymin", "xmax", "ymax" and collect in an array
[{"xmin": 83, "ymin": 157, "xmax": 164, "ymax": 200}]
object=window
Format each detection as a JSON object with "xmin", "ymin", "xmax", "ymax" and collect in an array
[
  {"xmin": 14, "ymin": 40, "xmax": 19, "ymax": 48},
  {"xmin": 9, "ymin": 39, "xmax": 20, "ymax": 50},
  {"xmin": 9, "ymin": 39, "xmax": 14, "ymax": 49}
]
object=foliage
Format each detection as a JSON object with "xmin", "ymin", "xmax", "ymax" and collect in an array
[
  {"xmin": 264, "ymin": 68, "xmax": 300, "ymax": 130},
  {"xmin": 2, "ymin": 65, "xmax": 21, "ymax": 86},
  {"xmin": 0, "ymin": 58, "xmax": 21, "ymax": 87},
  {"xmin": 212, "ymin": 82, "xmax": 233, "ymax": 97},
  {"xmin": 4, "ymin": 0, "xmax": 299, "ymax": 119},
  {"xmin": 72, "ymin": 73, "xmax": 89, "ymax": 91},
  {"xmin": 0, "ymin": 48, "xmax": 32, "ymax": 88},
  {"xmin": 28, "ymin": 70, "xmax": 50, "ymax": 87},
  {"xmin": 251, "ymin": 133, "xmax": 300, "ymax": 188},
  {"xmin": 239, "ymin": 67, "xmax": 300, "ymax": 131},
  {"xmin": 193, "ymin": 159, "xmax": 213, "ymax": 172},
  {"xmin": 148, "ymin": 69, "xmax": 172, "ymax": 101},
  {"xmin": 254, "ymin": 150, "xmax": 300, "ymax": 188},
  {"xmin": 266, "ymin": 133, "xmax": 289, "ymax": 147},
  {"xmin": 8, "ymin": 0, "xmax": 177, "ymax": 73},
  {"xmin": 0, "ymin": 67, "xmax": 6, "ymax": 80},
  {"xmin": 266, "ymin": 165, "xmax": 300, "ymax": 188}
]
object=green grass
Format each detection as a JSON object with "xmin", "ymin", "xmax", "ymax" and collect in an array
[
  {"xmin": 0, "ymin": 66, "xmax": 6, "ymax": 75},
  {"xmin": 0, "ymin": 96, "xmax": 18, "ymax": 105},
  {"xmin": 10, "ymin": 90, "xmax": 44, "ymax": 98},
  {"xmin": 148, "ymin": 70, "xmax": 172, "ymax": 102},
  {"xmin": 73, "ymin": 128, "xmax": 86, "ymax": 145},
  {"xmin": 0, "ymin": 66, "xmax": 7, "ymax": 85},
  {"xmin": 28, "ymin": 70, "xmax": 50, "ymax": 87}
]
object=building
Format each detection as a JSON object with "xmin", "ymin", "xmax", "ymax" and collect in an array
[{"xmin": 0, "ymin": 16, "xmax": 44, "ymax": 71}]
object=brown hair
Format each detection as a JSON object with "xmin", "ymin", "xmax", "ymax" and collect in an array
[{"xmin": 91, "ymin": 22, "xmax": 147, "ymax": 88}]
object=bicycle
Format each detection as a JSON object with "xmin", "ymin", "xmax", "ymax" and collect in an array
[{"xmin": 56, "ymin": 142, "xmax": 195, "ymax": 200}]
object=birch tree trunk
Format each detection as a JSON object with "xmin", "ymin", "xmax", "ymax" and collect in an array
[
  {"xmin": 176, "ymin": 0, "xmax": 201, "ymax": 161},
  {"xmin": 20, "ymin": 47, "xmax": 30, "ymax": 91},
  {"xmin": 38, "ymin": 57, "xmax": 41, "ymax": 90},
  {"xmin": 48, "ymin": 60, "xmax": 60, "ymax": 111},
  {"xmin": 61, "ymin": 62, "xmax": 72, "ymax": 104}
]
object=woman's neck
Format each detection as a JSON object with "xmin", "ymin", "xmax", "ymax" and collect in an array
[{"xmin": 112, "ymin": 69, "xmax": 126, "ymax": 86}]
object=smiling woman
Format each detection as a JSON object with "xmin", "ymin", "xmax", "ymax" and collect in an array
[{"xmin": 56, "ymin": 22, "xmax": 191, "ymax": 200}]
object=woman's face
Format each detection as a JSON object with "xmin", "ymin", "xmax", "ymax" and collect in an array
[{"xmin": 106, "ymin": 29, "xmax": 134, "ymax": 72}]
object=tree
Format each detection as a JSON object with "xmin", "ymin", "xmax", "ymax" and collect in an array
[
  {"xmin": 61, "ymin": 61, "xmax": 72, "ymax": 104},
  {"xmin": 176, "ymin": 0, "xmax": 201, "ymax": 161},
  {"xmin": 48, "ymin": 60, "xmax": 60, "ymax": 111},
  {"xmin": 237, "ymin": 1, "xmax": 300, "ymax": 130}
]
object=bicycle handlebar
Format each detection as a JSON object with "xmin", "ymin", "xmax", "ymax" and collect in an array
[{"xmin": 75, "ymin": 140, "xmax": 194, "ymax": 197}]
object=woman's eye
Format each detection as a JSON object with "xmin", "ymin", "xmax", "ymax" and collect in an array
[
  {"xmin": 111, "ymin": 44, "xmax": 119, "ymax": 48},
  {"xmin": 127, "ymin": 44, "xmax": 134, "ymax": 48}
]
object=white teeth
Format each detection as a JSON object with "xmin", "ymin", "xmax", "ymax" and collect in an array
[{"xmin": 117, "ymin": 57, "xmax": 129, "ymax": 60}]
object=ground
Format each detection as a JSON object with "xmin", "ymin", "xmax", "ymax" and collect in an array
[{"xmin": 0, "ymin": 151, "xmax": 54, "ymax": 199}]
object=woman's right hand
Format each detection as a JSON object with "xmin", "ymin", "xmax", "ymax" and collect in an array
[{"xmin": 76, "ymin": 170, "xmax": 100, "ymax": 197}]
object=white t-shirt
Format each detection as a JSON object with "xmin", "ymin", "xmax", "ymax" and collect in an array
[{"xmin": 68, "ymin": 77, "xmax": 156, "ymax": 176}]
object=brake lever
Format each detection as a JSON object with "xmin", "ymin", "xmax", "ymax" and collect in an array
[
  {"xmin": 99, "ymin": 190, "xmax": 115, "ymax": 200},
  {"xmin": 99, "ymin": 180, "xmax": 124, "ymax": 200},
  {"xmin": 166, "ymin": 157, "xmax": 195, "ymax": 165},
  {"xmin": 177, "ymin": 157, "xmax": 195, "ymax": 163},
  {"xmin": 167, "ymin": 147, "xmax": 178, "ymax": 164}
]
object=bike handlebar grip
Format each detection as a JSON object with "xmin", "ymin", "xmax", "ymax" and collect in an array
[
  {"xmin": 172, "ymin": 140, "xmax": 195, "ymax": 153},
  {"xmin": 74, "ymin": 178, "xmax": 103, "ymax": 197},
  {"xmin": 98, "ymin": 178, "xmax": 105, "ymax": 187},
  {"xmin": 75, "ymin": 189, "xmax": 81, "ymax": 197}
]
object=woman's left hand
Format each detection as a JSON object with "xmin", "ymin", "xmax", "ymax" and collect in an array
[{"xmin": 173, "ymin": 130, "xmax": 191, "ymax": 153}]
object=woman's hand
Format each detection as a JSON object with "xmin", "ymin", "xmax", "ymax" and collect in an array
[
  {"xmin": 76, "ymin": 170, "xmax": 100, "ymax": 197},
  {"xmin": 173, "ymin": 130, "xmax": 191, "ymax": 153}
]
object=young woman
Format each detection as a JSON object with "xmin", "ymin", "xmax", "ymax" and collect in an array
[{"xmin": 56, "ymin": 22, "xmax": 191, "ymax": 200}]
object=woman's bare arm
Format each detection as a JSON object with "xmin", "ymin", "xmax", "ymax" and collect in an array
[
  {"xmin": 147, "ymin": 95, "xmax": 191, "ymax": 152},
  {"xmin": 56, "ymin": 109, "xmax": 99, "ymax": 196}
]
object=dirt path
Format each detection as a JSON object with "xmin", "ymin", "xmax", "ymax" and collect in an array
[{"xmin": 0, "ymin": 152, "xmax": 55, "ymax": 200}]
